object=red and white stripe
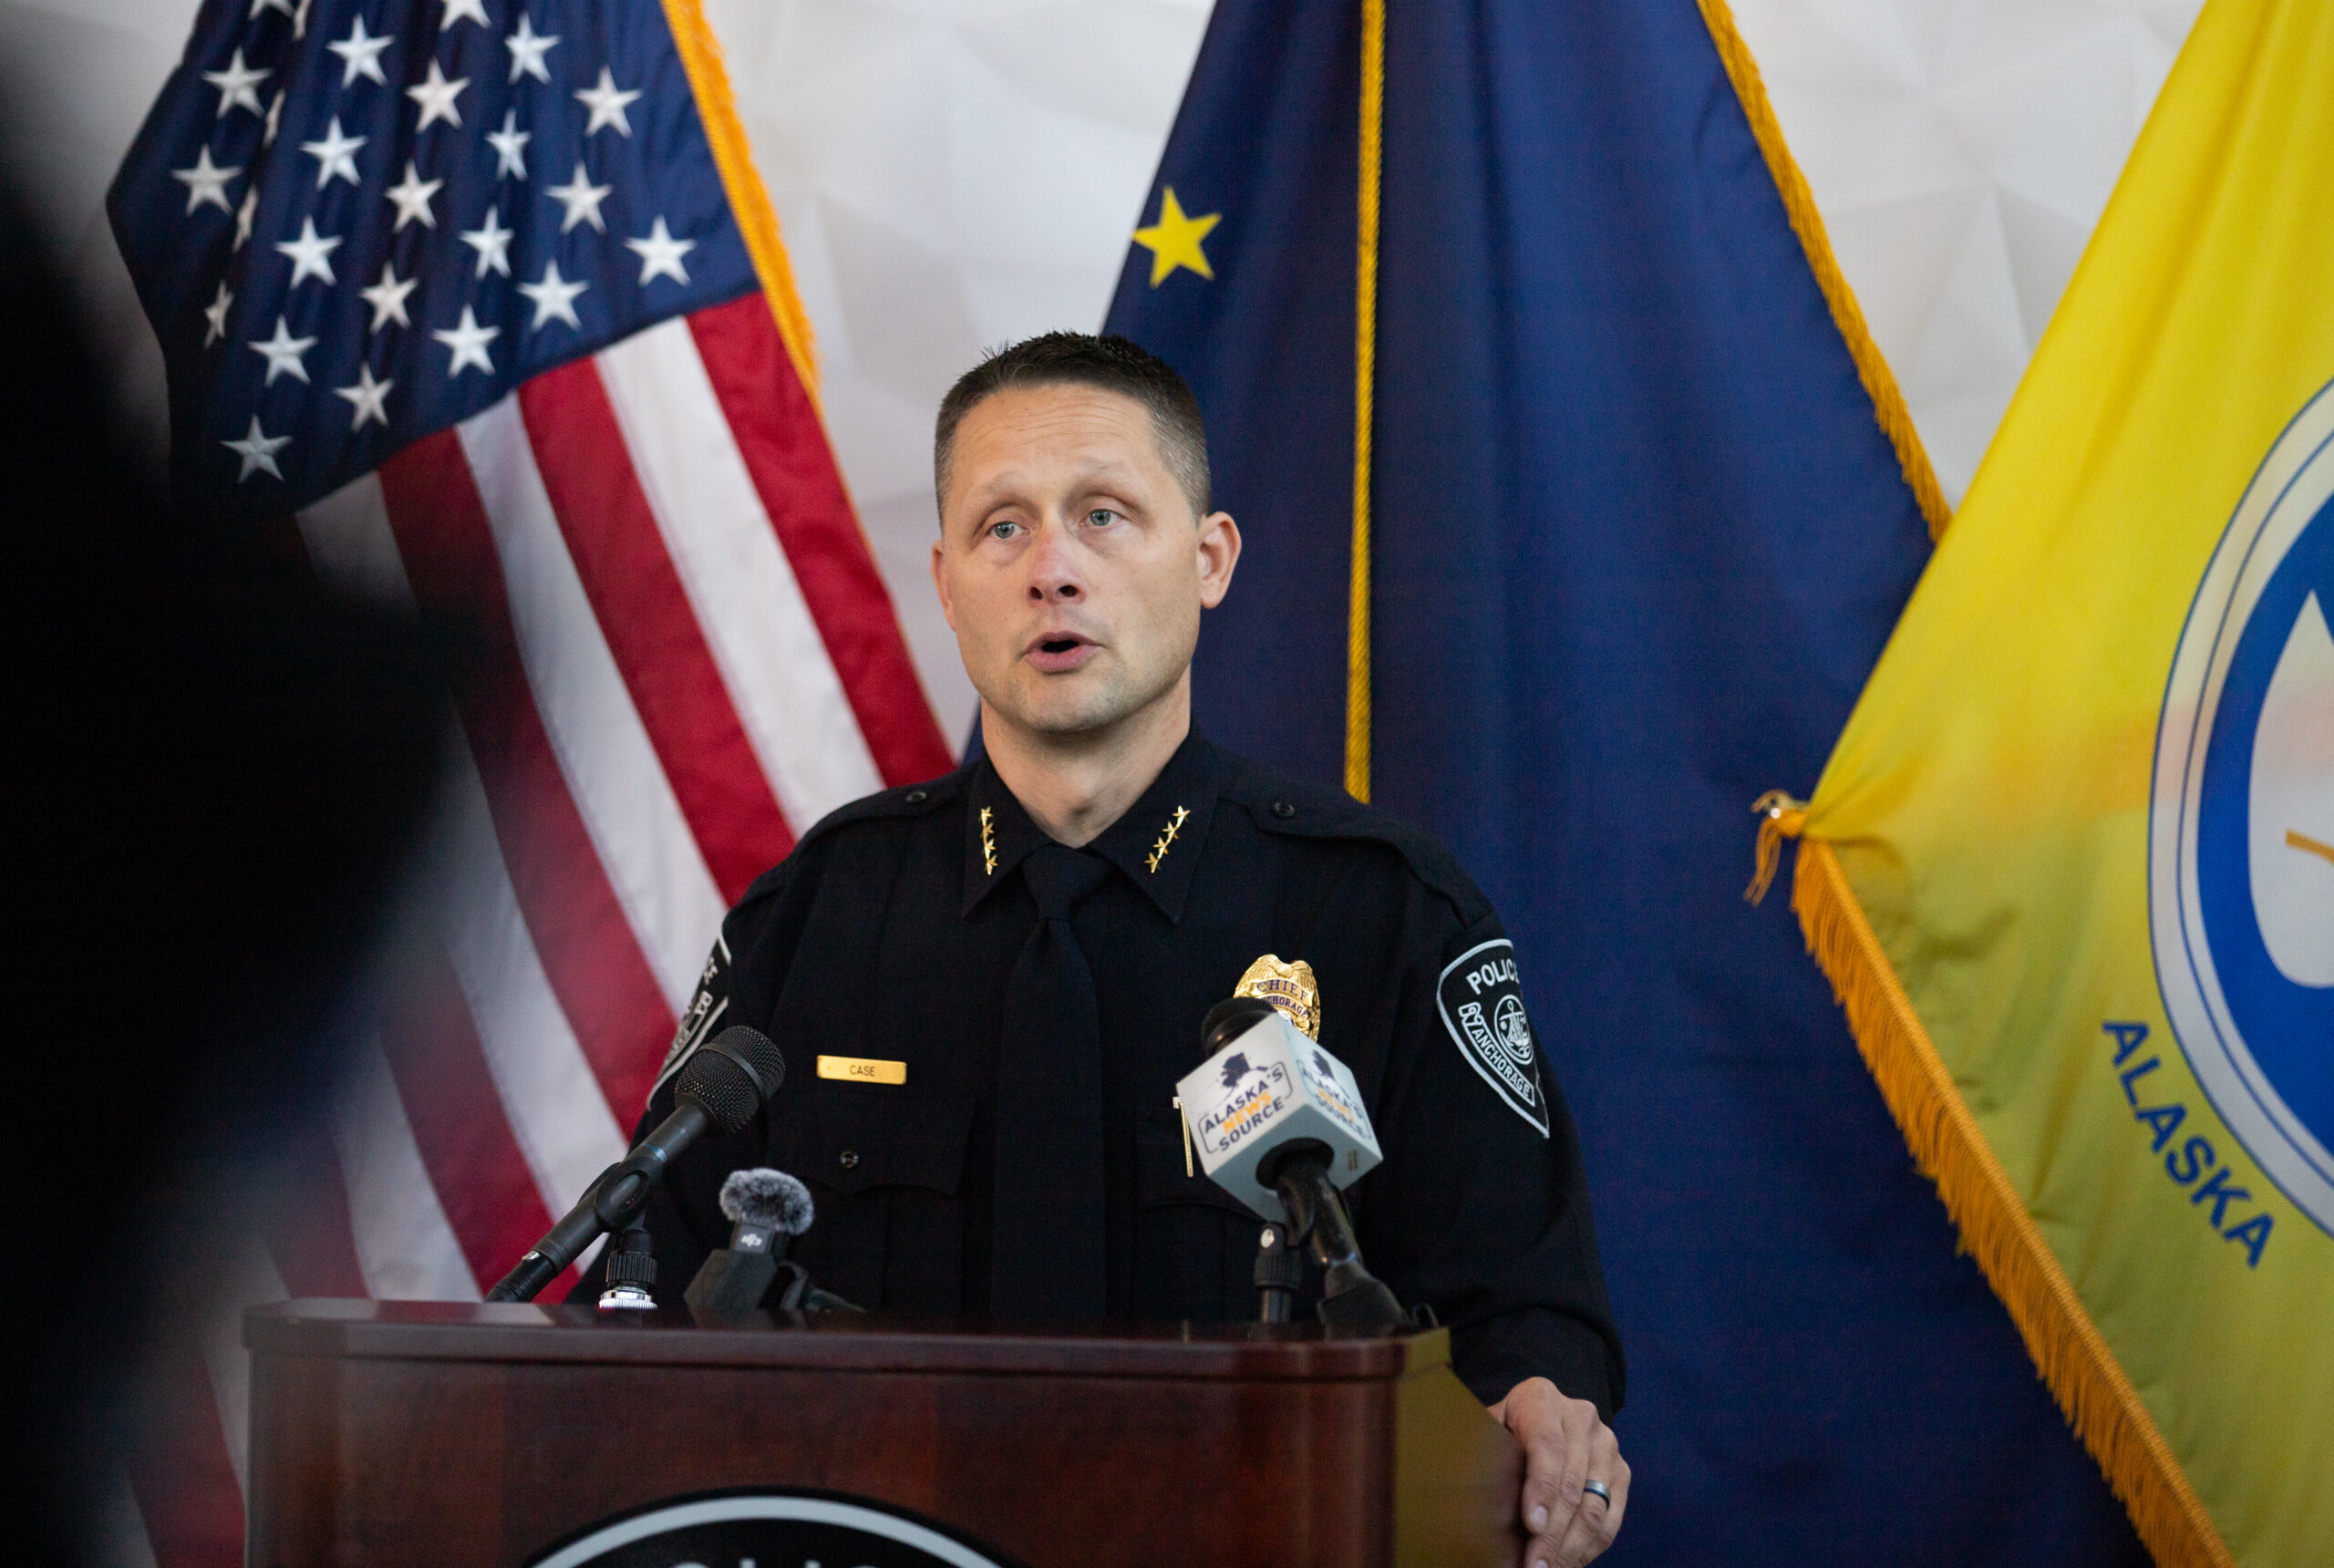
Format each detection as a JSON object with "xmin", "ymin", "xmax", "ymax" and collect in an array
[{"xmin": 115, "ymin": 291, "xmax": 953, "ymax": 1568}]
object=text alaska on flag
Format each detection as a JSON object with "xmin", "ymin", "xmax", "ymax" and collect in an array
[{"xmin": 105, "ymin": 0, "xmax": 954, "ymax": 1563}]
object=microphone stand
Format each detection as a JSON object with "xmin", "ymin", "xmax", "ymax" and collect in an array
[
  {"xmin": 1258, "ymin": 1140, "xmax": 1407, "ymax": 1331},
  {"xmin": 1253, "ymin": 1222, "xmax": 1302, "ymax": 1323},
  {"xmin": 487, "ymin": 1148, "xmax": 667, "ymax": 1304},
  {"xmin": 598, "ymin": 1222, "xmax": 656, "ymax": 1311}
]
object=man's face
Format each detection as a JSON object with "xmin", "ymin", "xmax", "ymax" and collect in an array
[{"xmin": 932, "ymin": 384, "xmax": 1239, "ymax": 741}]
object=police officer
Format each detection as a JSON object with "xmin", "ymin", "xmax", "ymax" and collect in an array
[{"xmin": 610, "ymin": 334, "xmax": 1629, "ymax": 1568}]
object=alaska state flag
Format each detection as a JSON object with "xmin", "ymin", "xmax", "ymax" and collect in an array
[
  {"xmin": 1781, "ymin": 1, "xmax": 2333, "ymax": 1563},
  {"xmin": 1107, "ymin": 0, "xmax": 2148, "ymax": 1561}
]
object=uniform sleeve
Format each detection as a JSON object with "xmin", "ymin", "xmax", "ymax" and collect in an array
[
  {"xmin": 569, "ymin": 855, "xmax": 808, "ymax": 1305},
  {"xmin": 1358, "ymin": 905, "xmax": 1626, "ymax": 1416}
]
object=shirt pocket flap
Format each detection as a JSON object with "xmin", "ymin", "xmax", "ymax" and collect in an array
[
  {"xmin": 1135, "ymin": 1104, "xmax": 1261, "ymax": 1219},
  {"xmin": 779, "ymin": 1085, "xmax": 974, "ymax": 1198}
]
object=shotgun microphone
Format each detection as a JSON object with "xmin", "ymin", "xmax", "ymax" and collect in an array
[{"xmin": 486, "ymin": 1026, "xmax": 786, "ymax": 1303}]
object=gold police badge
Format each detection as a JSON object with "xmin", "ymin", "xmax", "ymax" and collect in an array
[{"xmin": 1234, "ymin": 954, "xmax": 1321, "ymax": 1040}]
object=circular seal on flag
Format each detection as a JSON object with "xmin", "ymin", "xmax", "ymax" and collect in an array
[
  {"xmin": 528, "ymin": 1490, "xmax": 1019, "ymax": 1568},
  {"xmin": 2150, "ymin": 377, "xmax": 2334, "ymax": 1237}
]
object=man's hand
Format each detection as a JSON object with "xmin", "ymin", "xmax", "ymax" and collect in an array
[{"xmin": 1487, "ymin": 1377, "xmax": 1627, "ymax": 1568}]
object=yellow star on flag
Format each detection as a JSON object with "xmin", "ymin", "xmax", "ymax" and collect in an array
[{"xmin": 1131, "ymin": 187, "xmax": 1220, "ymax": 286}]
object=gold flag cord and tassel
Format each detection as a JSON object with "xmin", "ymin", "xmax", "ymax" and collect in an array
[{"xmin": 1748, "ymin": 805, "xmax": 2233, "ymax": 1568}]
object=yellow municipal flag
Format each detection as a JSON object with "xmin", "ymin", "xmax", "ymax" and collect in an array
[{"xmin": 1761, "ymin": 0, "xmax": 2333, "ymax": 1563}]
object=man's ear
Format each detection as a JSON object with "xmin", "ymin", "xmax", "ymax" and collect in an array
[
  {"xmin": 931, "ymin": 538, "xmax": 958, "ymax": 632},
  {"xmin": 1196, "ymin": 511, "xmax": 1241, "ymax": 609}
]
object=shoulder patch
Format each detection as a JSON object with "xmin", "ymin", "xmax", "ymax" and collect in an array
[
  {"xmin": 1436, "ymin": 939, "xmax": 1551, "ymax": 1137},
  {"xmin": 651, "ymin": 932, "xmax": 732, "ymax": 1101}
]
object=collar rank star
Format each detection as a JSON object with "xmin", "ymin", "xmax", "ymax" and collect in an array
[
  {"xmin": 1234, "ymin": 953, "xmax": 1322, "ymax": 1040},
  {"xmin": 1146, "ymin": 805, "xmax": 1191, "ymax": 872},
  {"xmin": 978, "ymin": 806, "xmax": 997, "ymax": 875}
]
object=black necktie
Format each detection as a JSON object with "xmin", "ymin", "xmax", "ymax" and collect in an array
[{"xmin": 991, "ymin": 842, "xmax": 1112, "ymax": 1319}]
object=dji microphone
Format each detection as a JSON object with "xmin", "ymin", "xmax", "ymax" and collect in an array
[
  {"xmin": 1176, "ymin": 997, "xmax": 1408, "ymax": 1330},
  {"xmin": 486, "ymin": 1026, "xmax": 786, "ymax": 1303},
  {"xmin": 684, "ymin": 1167, "xmax": 815, "ymax": 1314}
]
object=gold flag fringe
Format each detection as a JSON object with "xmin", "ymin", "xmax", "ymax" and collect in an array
[
  {"xmin": 1693, "ymin": 0, "xmax": 1954, "ymax": 542},
  {"xmin": 658, "ymin": 0, "xmax": 825, "ymax": 406},
  {"xmin": 1783, "ymin": 834, "xmax": 2233, "ymax": 1568}
]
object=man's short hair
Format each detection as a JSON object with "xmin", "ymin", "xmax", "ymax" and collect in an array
[{"xmin": 935, "ymin": 332, "xmax": 1212, "ymax": 522}]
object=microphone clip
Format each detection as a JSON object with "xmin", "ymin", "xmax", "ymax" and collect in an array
[{"xmin": 1258, "ymin": 1140, "xmax": 1408, "ymax": 1333}]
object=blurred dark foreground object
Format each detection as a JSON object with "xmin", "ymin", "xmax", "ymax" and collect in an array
[{"xmin": 0, "ymin": 180, "xmax": 445, "ymax": 1567}]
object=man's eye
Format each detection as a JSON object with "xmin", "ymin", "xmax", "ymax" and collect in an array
[
  {"xmin": 989, "ymin": 520, "xmax": 1023, "ymax": 541},
  {"xmin": 1087, "ymin": 509, "xmax": 1121, "ymax": 528}
]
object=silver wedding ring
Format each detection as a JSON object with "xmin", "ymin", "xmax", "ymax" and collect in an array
[{"xmin": 1582, "ymin": 1480, "xmax": 1612, "ymax": 1506}]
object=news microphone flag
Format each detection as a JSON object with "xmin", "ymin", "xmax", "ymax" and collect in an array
[
  {"xmin": 106, "ymin": 0, "xmax": 950, "ymax": 1560},
  {"xmin": 1762, "ymin": 0, "xmax": 2333, "ymax": 1563},
  {"xmin": 1175, "ymin": 1010, "xmax": 1382, "ymax": 1222},
  {"xmin": 1106, "ymin": 0, "xmax": 2147, "ymax": 1561}
]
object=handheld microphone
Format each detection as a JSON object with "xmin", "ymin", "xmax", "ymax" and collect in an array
[
  {"xmin": 1176, "ymin": 998, "xmax": 1407, "ymax": 1330},
  {"xmin": 684, "ymin": 1167, "xmax": 815, "ymax": 1314},
  {"xmin": 486, "ymin": 1026, "xmax": 786, "ymax": 1303}
]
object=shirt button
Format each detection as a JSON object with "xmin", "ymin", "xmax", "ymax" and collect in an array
[
  {"xmin": 1271, "ymin": 800, "xmax": 1296, "ymax": 819},
  {"xmin": 838, "ymin": 1149, "xmax": 861, "ymax": 1171},
  {"xmin": 904, "ymin": 789, "xmax": 928, "ymax": 804}
]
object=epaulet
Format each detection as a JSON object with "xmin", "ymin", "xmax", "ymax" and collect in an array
[
  {"xmin": 733, "ymin": 769, "xmax": 966, "ymax": 906},
  {"xmin": 1219, "ymin": 759, "xmax": 1492, "ymax": 927}
]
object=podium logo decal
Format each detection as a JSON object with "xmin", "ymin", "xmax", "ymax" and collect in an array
[
  {"xmin": 530, "ymin": 1490, "xmax": 1018, "ymax": 1568},
  {"xmin": 2151, "ymin": 381, "xmax": 2334, "ymax": 1237},
  {"xmin": 1437, "ymin": 940, "xmax": 1550, "ymax": 1138}
]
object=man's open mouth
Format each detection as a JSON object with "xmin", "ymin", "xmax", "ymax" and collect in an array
[{"xmin": 1025, "ymin": 632, "xmax": 1100, "ymax": 671}]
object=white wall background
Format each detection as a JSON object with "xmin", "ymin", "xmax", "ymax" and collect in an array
[
  {"xmin": 1730, "ymin": 0, "xmax": 2204, "ymax": 505},
  {"xmin": 4, "ymin": 0, "xmax": 2203, "ymax": 737}
]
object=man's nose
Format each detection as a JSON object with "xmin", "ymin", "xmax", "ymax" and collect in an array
[{"xmin": 1025, "ymin": 519, "xmax": 1084, "ymax": 602}]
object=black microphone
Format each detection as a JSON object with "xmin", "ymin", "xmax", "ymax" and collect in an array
[
  {"xmin": 684, "ymin": 1167, "xmax": 814, "ymax": 1314},
  {"xmin": 486, "ymin": 1026, "xmax": 786, "ymax": 1303},
  {"xmin": 1201, "ymin": 995, "xmax": 1275, "ymax": 1056}
]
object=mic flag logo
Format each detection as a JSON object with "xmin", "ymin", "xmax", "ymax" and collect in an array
[
  {"xmin": 1195, "ymin": 1056, "xmax": 1292, "ymax": 1159},
  {"xmin": 1436, "ymin": 939, "xmax": 1549, "ymax": 1137},
  {"xmin": 2151, "ymin": 379, "xmax": 2334, "ymax": 1237}
]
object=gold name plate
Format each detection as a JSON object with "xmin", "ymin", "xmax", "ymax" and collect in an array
[{"xmin": 818, "ymin": 1055, "xmax": 906, "ymax": 1086}]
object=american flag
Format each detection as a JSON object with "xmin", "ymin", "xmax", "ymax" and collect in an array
[{"xmin": 106, "ymin": 0, "xmax": 952, "ymax": 1559}]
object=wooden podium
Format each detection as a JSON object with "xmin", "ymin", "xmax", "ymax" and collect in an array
[{"xmin": 245, "ymin": 1300, "xmax": 1523, "ymax": 1568}]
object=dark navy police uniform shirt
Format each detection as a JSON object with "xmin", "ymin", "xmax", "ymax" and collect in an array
[{"xmin": 594, "ymin": 731, "xmax": 1624, "ymax": 1414}]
